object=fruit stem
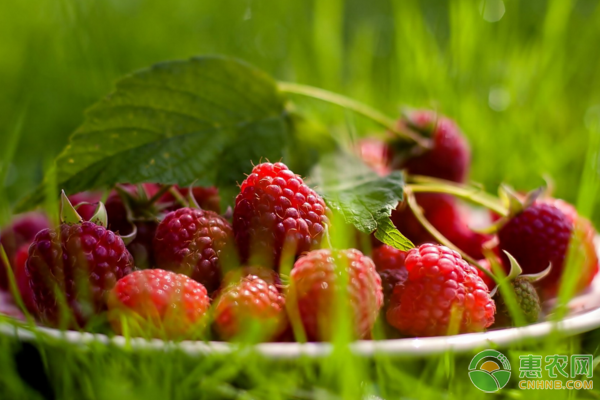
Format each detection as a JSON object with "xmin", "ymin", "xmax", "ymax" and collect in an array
[
  {"xmin": 278, "ymin": 82, "xmax": 431, "ymax": 149},
  {"xmin": 405, "ymin": 189, "xmax": 496, "ymax": 281},
  {"xmin": 405, "ymin": 177, "xmax": 508, "ymax": 217}
]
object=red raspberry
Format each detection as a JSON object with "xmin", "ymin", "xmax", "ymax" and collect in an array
[
  {"xmin": 0, "ymin": 212, "xmax": 50, "ymax": 289},
  {"xmin": 26, "ymin": 221, "xmax": 134, "ymax": 327},
  {"xmin": 396, "ymin": 110, "xmax": 470, "ymax": 183},
  {"xmin": 386, "ymin": 244, "xmax": 495, "ymax": 337},
  {"xmin": 14, "ymin": 245, "xmax": 38, "ymax": 314},
  {"xmin": 222, "ymin": 266, "xmax": 282, "ymax": 287},
  {"xmin": 0, "ymin": 290, "xmax": 25, "ymax": 321},
  {"xmin": 391, "ymin": 193, "xmax": 490, "ymax": 259},
  {"xmin": 69, "ymin": 191, "xmax": 103, "ymax": 221},
  {"xmin": 475, "ymin": 258, "xmax": 496, "ymax": 290},
  {"xmin": 378, "ymin": 269, "xmax": 408, "ymax": 309},
  {"xmin": 498, "ymin": 202, "xmax": 573, "ymax": 298},
  {"xmin": 233, "ymin": 162, "xmax": 330, "ymax": 268},
  {"xmin": 107, "ymin": 269, "xmax": 210, "ymax": 339},
  {"xmin": 372, "ymin": 245, "xmax": 408, "ymax": 272},
  {"xmin": 214, "ymin": 275, "xmax": 286, "ymax": 341},
  {"xmin": 288, "ymin": 249, "xmax": 383, "ymax": 341},
  {"xmin": 153, "ymin": 207, "xmax": 233, "ymax": 294},
  {"xmin": 371, "ymin": 245, "xmax": 408, "ymax": 308},
  {"xmin": 539, "ymin": 198, "xmax": 598, "ymax": 297},
  {"xmin": 356, "ymin": 138, "xmax": 393, "ymax": 177},
  {"xmin": 162, "ymin": 186, "xmax": 221, "ymax": 213}
]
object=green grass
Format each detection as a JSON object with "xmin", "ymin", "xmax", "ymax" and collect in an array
[{"xmin": 1, "ymin": 0, "xmax": 600, "ymax": 398}]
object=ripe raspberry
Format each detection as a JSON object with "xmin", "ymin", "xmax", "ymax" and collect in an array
[
  {"xmin": 498, "ymin": 202, "xmax": 573, "ymax": 298},
  {"xmin": 0, "ymin": 290, "xmax": 25, "ymax": 321},
  {"xmin": 386, "ymin": 244, "xmax": 495, "ymax": 337},
  {"xmin": 540, "ymin": 198, "xmax": 598, "ymax": 297},
  {"xmin": 14, "ymin": 245, "xmax": 38, "ymax": 314},
  {"xmin": 371, "ymin": 244, "xmax": 408, "ymax": 272},
  {"xmin": 378, "ymin": 268, "xmax": 408, "ymax": 309},
  {"xmin": 222, "ymin": 266, "xmax": 282, "ymax": 287},
  {"xmin": 26, "ymin": 221, "xmax": 134, "ymax": 327},
  {"xmin": 214, "ymin": 275, "xmax": 286, "ymax": 341},
  {"xmin": 153, "ymin": 207, "xmax": 233, "ymax": 294},
  {"xmin": 0, "ymin": 212, "xmax": 50, "ymax": 289},
  {"xmin": 396, "ymin": 110, "xmax": 470, "ymax": 183},
  {"xmin": 391, "ymin": 193, "xmax": 490, "ymax": 259},
  {"xmin": 475, "ymin": 258, "xmax": 496, "ymax": 290},
  {"xmin": 162, "ymin": 186, "xmax": 221, "ymax": 213},
  {"xmin": 233, "ymin": 162, "xmax": 330, "ymax": 268},
  {"xmin": 69, "ymin": 191, "xmax": 103, "ymax": 221},
  {"xmin": 356, "ymin": 138, "xmax": 393, "ymax": 176},
  {"xmin": 107, "ymin": 269, "xmax": 210, "ymax": 339},
  {"xmin": 288, "ymin": 249, "xmax": 383, "ymax": 341},
  {"xmin": 494, "ymin": 277, "xmax": 541, "ymax": 327},
  {"xmin": 371, "ymin": 245, "xmax": 408, "ymax": 308}
]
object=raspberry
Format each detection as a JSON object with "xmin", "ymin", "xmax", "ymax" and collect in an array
[
  {"xmin": 153, "ymin": 207, "xmax": 233, "ymax": 294},
  {"xmin": 0, "ymin": 212, "xmax": 50, "ymax": 289},
  {"xmin": 0, "ymin": 290, "xmax": 25, "ymax": 321},
  {"xmin": 14, "ymin": 245, "xmax": 38, "ymax": 314},
  {"xmin": 288, "ymin": 249, "xmax": 383, "ymax": 341},
  {"xmin": 162, "ymin": 186, "xmax": 221, "ymax": 213},
  {"xmin": 26, "ymin": 221, "xmax": 134, "ymax": 327},
  {"xmin": 356, "ymin": 138, "xmax": 393, "ymax": 176},
  {"xmin": 386, "ymin": 244, "xmax": 495, "ymax": 337},
  {"xmin": 222, "ymin": 266, "xmax": 282, "ymax": 287},
  {"xmin": 69, "ymin": 191, "xmax": 103, "ymax": 221},
  {"xmin": 475, "ymin": 258, "xmax": 496, "ymax": 290},
  {"xmin": 371, "ymin": 244, "xmax": 408, "ymax": 272},
  {"xmin": 396, "ymin": 110, "xmax": 470, "ymax": 183},
  {"xmin": 378, "ymin": 269, "xmax": 408, "ymax": 309},
  {"xmin": 371, "ymin": 245, "xmax": 408, "ymax": 308},
  {"xmin": 494, "ymin": 277, "xmax": 541, "ymax": 327},
  {"xmin": 498, "ymin": 202, "xmax": 573, "ymax": 298},
  {"xmin": 107, "ymin": 269, "xmax": 210, "ymax": 339},
  {"xmin": 214, "ymin": 275, "xmax": 286, "ymax": 341},
  {"xmin": 233, "ymin": 162, "xmax": 330, "ymax": 268},
  {"xmin": 391, "ymin": 193, "xmax": 490, "ymax": 259},
  {"xmin": 540, "ymin": 198, "xmax": 598, "ymax": 297},
  {"xmin": 104, "ymin": 183, "xmax": 167, "ymax": 269}
]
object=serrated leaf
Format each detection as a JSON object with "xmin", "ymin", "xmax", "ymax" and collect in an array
[
  {"xmin": 373, "ymin": 217, "xmax": 414, "ymax": 251},
  {"xmin": 17, "ymin": 56, "xmax": 291, "ymax": 211},
  {"xmin": 310, "ymin": 152, "xmax": 414, "ymax": 251}
]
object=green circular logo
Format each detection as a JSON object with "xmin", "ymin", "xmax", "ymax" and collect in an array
[{"xmin": 469, "ymin": 349, "xmax": 512, "ymax": 392}]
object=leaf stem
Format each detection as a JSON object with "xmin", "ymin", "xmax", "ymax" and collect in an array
[
  {"xmin": 405, "ymin": 177, "xmax": 507, "ymax": 217},
  {"xmin": 405, "ymin": 189, "xmax": 496, "ymax": 281},
  {"xmin": 278, "ymin": 82, "xmax": 431, "ymax": 149}
]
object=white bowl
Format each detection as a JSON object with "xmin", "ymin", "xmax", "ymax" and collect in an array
[{"xmin": 1, "ymin": 272, "xmax": 600, "ymax": 359}]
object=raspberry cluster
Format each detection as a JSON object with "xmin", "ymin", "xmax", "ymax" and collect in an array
[{"xmin": 1, "ymin": 108, "xmax": 597, "ymax": 345}]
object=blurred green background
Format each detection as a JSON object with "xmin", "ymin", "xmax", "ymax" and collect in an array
[{"xmin": 2, "ymin": 0, "xmax": 600, "ymax": 214}]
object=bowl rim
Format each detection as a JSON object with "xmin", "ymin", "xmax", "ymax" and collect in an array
[{"xmin": 1, "ymin": 284, "xmax": 599, "ymax": 359}]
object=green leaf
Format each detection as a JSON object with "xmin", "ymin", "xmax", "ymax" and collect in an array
[
  {"xmin": 17, "ymin": 56, "xmax": 291, "ymax": 211},
  {"xmin": 373, "ymin": 217, "xmax": 414, "ymax": 252},
  {"xmin": 311, "ymin": 152, "xmax": 414, "ymax": 251}
]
